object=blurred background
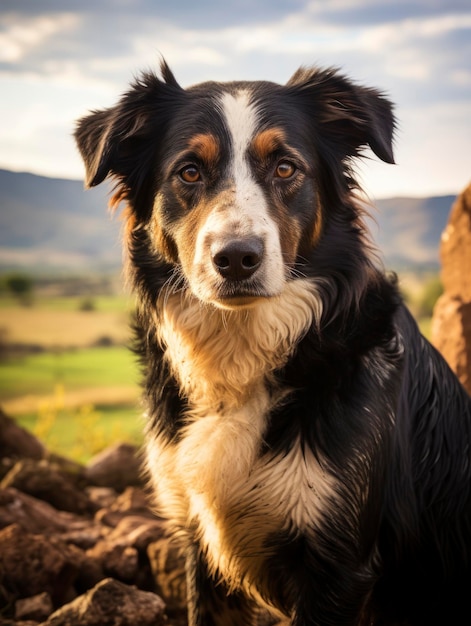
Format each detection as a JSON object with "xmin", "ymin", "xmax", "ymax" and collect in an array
[{"xmin": 1, "ymin": 0, "xmax": 470, "ymax": 462}]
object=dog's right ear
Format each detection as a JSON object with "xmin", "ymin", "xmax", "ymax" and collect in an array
[
  {"xmin": 74, "ymin": 107, "xmax": 118, "ymax": 188},
  {"xmin": 74, "ymin": 59, "xmax": 184, "ymax": 189}
]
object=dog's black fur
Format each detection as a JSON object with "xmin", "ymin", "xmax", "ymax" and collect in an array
[{"xmin": 75, "ymin": 60, "xmax": 471, "ymax": 626}]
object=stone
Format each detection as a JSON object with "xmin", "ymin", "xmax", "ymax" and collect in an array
[
  {"xmin": 0, "ymin": 524, "xmax": 78, "ymax": 605},
  {"xmin": 93, "ymin": 486, "xmax": 157, "ymax": 528},
  {"xmin": 86, "ymin": 541, "xmax": 139, "ymax": 583},
  {"xmin": 432, "ymin": 183, "xmax": 471, "ymax": 395},
  {"xmin": 14, "ymin": 592, "xmax": 53, "ymax": 622},
  {"xmin": 432, "ymin": 296, "xmax": 471, "ymax": 393},
  {"xmin": 0, "ymin": 410, "xmax": 44, "ymax": 460},
  {"xmin": 0, "ymin": 488, "xmax": 82, "ymax": 534},
  {"xmin": 44, "ymin": 578, "xmax": 167, "ymax": 626},
  {"xmin": 0, "ymin": 434, "xmax": 184, "ymax": 624},
  {"xmin": 85, "ymin": 486, "xmax": 118, "ymax": 509},
  {"xmin": 0, "ymin": 459, "xmax": 91, "ymax": 515},
  {"xmin": 439, "ymin": 184, "xmax": 471, "ymax": 300},
  {"xmin": 84, "ymin": 443, "xmax": 144, "ymax": 492},
  {"xmin": 108, "ymin": 514, "xmax": 165, "ymax": 551}
]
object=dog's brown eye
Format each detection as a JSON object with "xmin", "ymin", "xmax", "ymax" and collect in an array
[
  {"xmin": 275, "ymin": 160, "xmax": 296, "ymax": 179},
  {"xmin": 180, "ymin": 165, "xmax": 201, "ymax": 183}
]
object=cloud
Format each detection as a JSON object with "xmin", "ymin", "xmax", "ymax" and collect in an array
[{"xmin": 0, "ymin": 13, "xmax": 80, "ymax": 63}]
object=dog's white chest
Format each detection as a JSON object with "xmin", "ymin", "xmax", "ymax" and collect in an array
[{"xmin": 147, "ymin": 392, "xmax": 336, "ymax": 590}]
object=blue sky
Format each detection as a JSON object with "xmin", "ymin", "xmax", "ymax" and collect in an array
[{"xmin": 1, "ymin": 0, "xmax": 470, "ymax": 198}]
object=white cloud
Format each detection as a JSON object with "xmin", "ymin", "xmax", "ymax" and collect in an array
[{"xmin": 0, "ymin": 12, "xmax": 80, "ymax": 62}]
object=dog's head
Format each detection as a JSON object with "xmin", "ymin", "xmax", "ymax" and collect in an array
[{"xmin": 75, "ymin": 60, "xmax": 395, "ymax": 310}]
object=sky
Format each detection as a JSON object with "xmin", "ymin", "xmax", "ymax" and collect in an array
[{"xmin": 1, "ymin": 0, "xmax": 470, "ymax": 199}]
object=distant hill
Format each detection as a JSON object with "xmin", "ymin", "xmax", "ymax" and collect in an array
[
  {"xmin": 0, "ymin": 169, "xmax": 457, "ymax": 273},
  {"xmin": 366, "ymin": 195, "xmax": 456, "ymax": 270},
  {"xmin": 0, "ymin": 169, "xmax": 120, "ymax": 272}
]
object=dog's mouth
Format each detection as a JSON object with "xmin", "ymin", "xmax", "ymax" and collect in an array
[
  {"xmin": 217, "ymin": 296, "xmax": 264, "ymax": 310},
  {"xmin": 212, "ymin": 282, "xmax": 273, "ymax": 310}
]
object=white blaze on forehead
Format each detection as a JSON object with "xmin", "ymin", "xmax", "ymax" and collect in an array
[
  {"xmin": 219, "ymin": 90, "xmax": 262, "ymax": 217},
  {"xmin": 219, "ymin": 90, "xmax": 259, "ymax": 169}
]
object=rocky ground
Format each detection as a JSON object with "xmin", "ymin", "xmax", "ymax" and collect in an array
[{"xmin": 0, "ymin": 409, "xmax": 187, "ymax": 625}]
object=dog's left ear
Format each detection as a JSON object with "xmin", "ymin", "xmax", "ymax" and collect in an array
[{"xmin": 287, "ymin": 67, "xmax": 395, "ymax": 164}]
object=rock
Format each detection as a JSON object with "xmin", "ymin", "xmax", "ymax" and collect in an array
[
  {"xmin": 438, "ymin": 184, "xmax": 471, "ymax": 301},
  {"xmin": 14, "ymin": 592, "xmax": 53, "ymax": 622},
  {"xmin": 86, "ymin": 541, "xmax": 139, "ymax": 583},
  {"xmin": 0, "ymin": 488, "xmax": 83, "ymax": 534},
  {"xmin": 85, "ymin": 486, "xmax": 118, "ymax": 509},
  {"xmin": 0, "ymin": 410, "xmax": 44, "ymax": 460},
  {"xmin": 95, "ymin": 486, "xmax": 157, "ymax": 527},
  {"xmin": 110, "ymin": 486, "xmax": 154, "ymax": 514},
  {"xmin": 0, "ymin": 432, "xmax": 186, "ymax": 625},
  {"xmin": 0, "ymin": 455, "xmax": 15, "ymax": 481},
  {"xmin": 0, "ymin": 459, "xmax": 91, "ymax": 515},
  {"xmin": 43, "ymin": 578, "xmax": 167, "ymax": 626},
  {"xmin": 84, "ymin": 443, "xmax": 144, "ymax": 492},
  {"xmin": 1, "ymin": 621, "xmax": 40, "ymax": 626},
  {"xmin": 0, "ymin": 524, "xmax": 78, "ymax": 605},
  {"xmin": 432, "ymin": 183, "xmax": 471, "ymax": 395},
  {"xmin": 432, "ymin": 297, "xmax": 471, "ymax": 393},
  {"xmin": 108, "ymin": 514, "xmax": 165, "ymax": 551}
]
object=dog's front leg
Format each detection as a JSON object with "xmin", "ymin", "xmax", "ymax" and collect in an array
[{"xmin": 185, "ymin": 543, "xmax": 259, "ymax": 626}]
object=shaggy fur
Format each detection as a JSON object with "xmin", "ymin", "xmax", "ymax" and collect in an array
[{"xmin": 75, "ymin": 59, "xmax": 471, "ymax": 626}]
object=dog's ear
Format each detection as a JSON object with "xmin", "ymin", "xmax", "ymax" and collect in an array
[
  {"xmin": 287, "ymin": 67, "xmax": 395, "ymax": 164},
  {"xmin": 74, "ymin": 60, "xmax": 183, "ymax": 188},
  {"xmin": 74, "ymin": 107, "xmax": 117, "ymax": 188}
]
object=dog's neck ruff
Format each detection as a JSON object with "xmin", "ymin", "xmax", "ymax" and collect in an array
[{"xmin": 157, "ymin": 278, "xmax": 321, "ymax": 411}]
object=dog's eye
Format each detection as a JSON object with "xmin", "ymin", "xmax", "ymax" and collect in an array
[
  {"xmin": 179, "ymin": 165, "xmax": 201, "ymax": 183},
  {"xmin": 275, "ymin": 160, "xmax": 296, "ymax": 179}
]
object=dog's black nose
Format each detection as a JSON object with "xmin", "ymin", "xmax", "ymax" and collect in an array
[{"xmin": 212, "ymin": 238, "xmax": 263, "ymax": 281}]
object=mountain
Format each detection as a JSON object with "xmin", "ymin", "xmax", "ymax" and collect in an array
[
  {"xmin": 0, "ymin": 169, "xmax": 457, "ymax": 273},
  {"xmin": 0, "ymin": 169, "xmax": 121, "ymax": 272},
  {"xmin": 366, "ymin": 195, "xmax": 456, "ymax": 270}
]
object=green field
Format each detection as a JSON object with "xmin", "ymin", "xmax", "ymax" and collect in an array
[
  {"xmin": 0, "ymin": 287, "xmax": 143, "ymax": 462},
  {"xmin": 0, "ymin": 346, "xmax": 139, "ymax": 399},
  {"xmin": 0, "ymin": 344, "xmax": 143, "ymax": 462}
]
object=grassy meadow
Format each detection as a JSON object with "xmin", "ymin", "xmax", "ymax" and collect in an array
[
  {"xmin": 0, "ymin": 278, "xmax": 143, "ymax": 462},
  {"xmin": 0, "ymin": 271, "xmax": 442, "ymax": 463}
]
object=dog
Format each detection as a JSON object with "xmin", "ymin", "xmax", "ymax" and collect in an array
[{"xmin": 75, "ymin": 60, "xmax": 471, "ymax": 626}]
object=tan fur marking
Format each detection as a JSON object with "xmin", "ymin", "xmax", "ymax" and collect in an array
[
  {"xmin": 148, "ymin": 192, "xmax": 179, "ymax": 263},
  {"xmin": 311, "ymin": 191, "xmax": 324, "ymax": 246},
  {"xmin": 108, "ymin": 188, "xmax": 128, "ymax": 214},
  {"xmin": 187, "ymin": 133, "xmax": 220, "ymax": 166},
  {"xmin": 251, "ymin": 127, "xmax": 287, "ymax": 161}
]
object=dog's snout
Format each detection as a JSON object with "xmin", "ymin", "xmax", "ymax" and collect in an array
[{"xmin": 212, "ymin": 238, "xmax": 263, "ymax": 281}]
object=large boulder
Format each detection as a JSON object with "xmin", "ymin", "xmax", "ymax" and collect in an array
[
  {"xmin": 432, "ymin": 183, "xmax": 471, "ymax": 395},
  {"xmin": 44, "ymin": 578, "xmax": 166, "ymax": 626}
]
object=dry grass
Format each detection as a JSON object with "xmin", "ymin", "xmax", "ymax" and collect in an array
[
  {"xmin": 0, "ymin": 308, "xmax": 131, "ymax": 348},
  {"xmin": 2, "ymin": 384, "xmax": 139, "ymax": 415}
]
